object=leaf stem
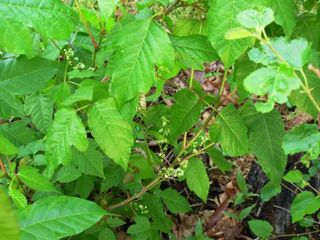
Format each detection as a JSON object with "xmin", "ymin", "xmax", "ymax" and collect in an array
[{"xmin": 218, "ymin": 69, "xmax": 228, "ymax": 97}]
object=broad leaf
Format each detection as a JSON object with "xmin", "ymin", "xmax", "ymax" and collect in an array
[
  {"xmin": 98, "ymin": 0, "xmax": 119, "ymax": 19},
  {"xmin": 107, "ymin": 16, "xmax": 174, "ymax": 106},
  {"xmin": 237, "ymin": 8, "xmax": 274, "ymax": 29},
  {"xmin": 0, "ymin": 133, "xmax": 18, "ymax": 155},
  {"xmin": 168, "ymin": 89, "xmax": 203, "ymax": 142},
  {"xmin": 0, "ymin": 86, "xmax": 24, "ymax": 119},
  {"xmin": 160, "ymin": 188, "xmax": 191, "ymax": 214},
  {"xmin": 0, "ymin": 189, "xmax": 20, "ymax": 240},
  {"xmin": 0, "ymin": 0, "xmax": 78, "ymax": 40},
  {"xmin": 184, "ymin": 157, "xmax": 209, "ymax": 202},
  {"xmin": 291, "ymin": 191, "xmax": 320, "ymax": 222},
  {"xmin": 293, "ymin": 13, "xmax": 320, "ymax": 47},
  {"xmin": 207, "ymin": 147, "xmax": 233, "ymax": 173},
  {"xmin": 0, "ymin": 57, "xmax": 60, "ymax": 95},
  {"xmin": 24, "ymin": 93, "xmax": 53, "ymax": 133},
  {"xmin": 88, "ymin": 98, "xmax": 133, "ymax": 170},
  {"xmin": 207, "ymin": 0, "xmax": 259, "ymax": 67},
  {"xmin": 210, "ymin": 104, "xmax": 249, "ymax": 156},
  {"xmin": 18, "ymin": 166, "xmax": 57, "ymax": 192},
  {"xmin": 46, "ymin": 109, "xmax": 88, "ymax": 176},
  {"xmin": 248, "ymin": 220, "xmax": 273, "ymax": 238},
  {"xmin": 170, "ymin": 35, "xmax": 218, "ymax": 70},
  {"xmin": 18, "ymin": 196, "xmax": 105, "ymax": 240},
  {"xmin": 0, "ymin": 120, "xmax": 36, "ymax": 146}
]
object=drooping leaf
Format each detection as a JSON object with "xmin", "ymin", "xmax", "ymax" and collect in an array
[
  {"xmin": 248, "ymin": 220, "xmax": 273, "ymax": 239},
  {"xmin": 244, "ymin": 65, "xmax": 301, "ymax": 113},
  {"xmin": 210, "ymin": 104, "xmax": 249, "ymax": 156},
  {"xmin": 160, "ymin": 188, "xmax": 191, "ymax": 214},
  {"xmin": 107, "ymin": 16, "xmax": 174, "ymax": 106},
  {"xmin": 24, "ymin": 93, "xmax": 53, "ymax": 133},
  {"xmin": 184, "ymin": 157, "xmax": 209, "ymax": 202},
  {"xmin": 0, "ymin": 133, "xmax": 18, "ymax": 155},
  {"xmin": 282, "ymin": 124, "xmax": 320, "ymax": 159},
  {"xmin": 18, "ymin": 196, "xmax": 106, "ymax": 240},
  {"xmin": 207, "ymin": 0, "xmax": 259, "ymax": 67},
  {"xmin": 0, "ymin": 57, "xmax": 60, "ymax": 95},
  {"xmin": 168, "ymin": 89, "xmax": 203, "ymax": 142},
  {"xmin": 17, "ymin": 166, "xmax": 57, "ymax": 192},
  {"xmin": 291, "ymin": 191, "xmax": 320, "ymax": 222},
  {"xmin": 88, "ymin": 98, "xmax": 133, "ymax": 170},
  {"xmin": 0, "ymin": 188, "xmax": 20, "ymax": 240},
  {"xmin": 170, "ymin": 35, "xmax": 218, "ymax": 70},
  {"xmin": 46, "ymin": 108, "xmax": 88, "ymax": 177},
  {"xmin": 266, "ymin": 0, "xmax": 296, "ymax": 36},
  {"xmin": 0, "ymin": 0, "xmax": 78, "ymax": 40}
]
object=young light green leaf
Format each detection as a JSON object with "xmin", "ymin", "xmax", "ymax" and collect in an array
[
  {"xmin": 18, "ymin": 166, "xmax": 57, "ymax": 192},
  {"xmin": 160, "ymin": 188, "xmax": 191, "ymax": 214},
  {"xmin": 0, "ymin": 133, "xmax": 18, "ymax": 155},
  {"xmin": 61, "ymin": 80, "xmax": 94, "ymax": 106},
  {"xmin": 224, "ymin": 27, "xmax": 254, "ymax": 40},
  {"xmin": 18, "ymin": 196, "xmax": 106, "ymax": 240},
  {"xmin": 0, "ymin": 57, "xmax": 60, "ymax": 95},
  {"xmin": 0, "ymin": 189, "xmax": 20, "ymax": 240},
  {"xmin": 291, "ymin": 191, "xmax": 320, "ymax": 222},
  {"xmin": 9, "ymin": 188, "xmax": 27, "ymax": 209},
  {"xmin": 168, "ymin": 89, "xmax": 203, "ymax": 142},
  {"xmin": 248, "ymin": 219, "xmax": 273, "ymax": 239},
  {"xmin": 24, "ymin": 93, "xmax": 53, "ymax": 133},
  {"xmin": 237, "ymin": 8, "xmax": 274, "ymax": 29},
  {"xmin": 0, "ymin": 0, "xmax": 78, "ymax": 40},
  {"xmin": 210, "ymin": 104, "xmax": 249, "ymax": 156},
  {"xmin": 107, "ymin": 16, "xmax": 174, "ymax": 106},
  {"xmin": 170, "ymin": 35, "xmax": 218, "ymax": 70},
  {"xmin": 282, "ymin": 124, "xmax": 320, "ymax": 159},
  {"xmin": 244, "ymin": 65, "xmax": 301, "ymax": 113},
  {"xmin": 46, "ymin": 109, "xmax": 88, "ymax": 176},
  {"xmin": 185, "ymin": 158, "xmax": 209, "ymax": 202},
  {"xmin": 88, "ymin": 98, "xmax": 133, "ymax": 170},
  {"xmin": 283, "ymin": 170, "xmax": 304, "ymax": 184}
]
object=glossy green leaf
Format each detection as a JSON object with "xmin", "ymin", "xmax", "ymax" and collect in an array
[
  {"xmin": 18, "ymin": 166, "xmax": 57, "ymax": 192},
  {"xmin": 207, "ymin": 0, "xmax": 259, "ymax": 67},
  {"xmin": 248, "ymin": 220, "xmax": 273, "ymax": 239},
  {"xmin": 107, "ymin": 16, "xmax": 174, "ymax": 106},
  {"xmin": 88, "ymin": 98, "xmax": 133, "ymax": 170},
  {"xmin": 244, "ymin": 66, "xmax": 301, "ymax": 113},
  {"xmin": 0, "ymin": 133, "xmax": 18, "ymax": 155},
  {"xmin": 46, "ymin": 109, "xmax": 88, "ymax": 176},
  {"xmin": 24, "ymin": 93, "xmax": 53, "ymax": 133},
  {"xmin": 168, "ymin": 89, "xmax": 203, "ymax": 142},
  {"xmin": 9, "ymin": 188, "xmax": 27, "ymax": 209},
  {"xmin": 185, "ymin": 157, "xmax": 209, "ymax": 202},
  {"xmin": 211, "ymin": 104, "xmax": 249, "ymax": 156},
  {"xmin": 0, "ymin": 57, "xmax": 60, "ymax": 95},
  {"xmin": 282, "ymin": 124, "xmax": 320, "ymax": 158},
  {"xmin": 0, "ymin": 0, "xmax": 78, "ymax": 40},
  {"xmin": 291, "ymin": 191, "xmax": 320, "ymax": 222},
  {"xmin": 18, "ymin": 196, "xmax": 106, "ymax": 240},
  {"xmin": 170, "ymin": 35, "xmax": 218, "ymax": 70},
  {"xmin": 160, "ymin": 188, "xmax": 191, "ymax": 214},
  {"xmin": 0, "ymin": 188, "xmax": 20, "ymax": 240}
]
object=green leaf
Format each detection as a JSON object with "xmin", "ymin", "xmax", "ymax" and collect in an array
[
  {"xmin": 98, "ymin": 0, "xmax": 119, "ymax": 19},
  {"xmin": 236, "ymin": 171, "xmax": 248, "ymax": 194},
  {"xmin": 207, "ymin": 147, "xmax": 233, "ymax": 173},
  {"xmin": 0, "ymin": 57, "xmax": 60, "ymax": 95},
  {"xmin": 170, "ymin": 35, "xmax": 218, "ymax": 70},
  {"xmin": 9, "ymin": 188, "xmax": 27, "ymax": 209},
  {"xmin": 88, "ymin": 98, "xmax": 133, "ymax": 170},
  {"xmin": 18, "ymin": 166, "xmax": 57, "ymax": 192},
  {"xmin": 61, "ymin": 80, "xmax": 94, "ymax": 106},
  {"xmin": 283, "ymin": 170, "xmax": 304, "ymax": 184},
  {"xmin": 160, "ymin": 188, "xmax": 191, "ymax": 214},
  {"xmin": 0, "ymin": 188, "xmax": 20, "ymax": 240},
  {"xmin": 248, "ymin": 220, "xmax": 273, "ymax": 239},
  {"xmin": 0, "ymin": 86, "xmax": 24, "ymax": 119},
  {"xmin": 24, "ymin": 93, "xmax": 53, "ymax": 133},
  {"xmin": 244, "ymin": 65, "xmax": 301, "ymax": 113},
  {"xmin": 260, "ymin": 181, "xmax": 281, "ymax": 202},
  {"xmin": 168, "ymin": 89, "xmax": 203, "ymax": 142},
  {"xmin": 210, "ymin": 104, "xmax": 249, "ymax": 156},
  {"xmin": 173, "ymin": 18, "xmax": 206, "ymax": 36},
  {"xmin": 267, "ymin": 0, "xmax": 296, "ymax": 36},
  {"xmin": 282, "ymin": 124, "xmax": 320, "ymax": 159},
  {"xmin": 73, "ymin": 142, "xmax": 105, "ymax": 178},
  {"xmin": 54, "ymin": 165, "xmax": 81, "ymax": 183},
  {"xmin": 237, "ymin": 8, "xmax": 274, "ymax": 29},
  {"xmin": 107, "ymin": 16, "xmax": 174, "ymax": 106},
  {"xmin": 0, "ymin": 133, "xmax": 18, "ymax": 155},
  {"xmin": 239, "ymin": 204, "xmax": 256, "ymax": 221},
  {"xmin": 127, "ymin": 216, "xmax": 151, "ymax": 236},
  {"xmin": 99, "ymin": 227, "xmax": 116, "ymax": 240},
  {"xmin": 46, "ymin": 108, "xmax": 88, "ymax": 177},
  {"xmin": 0, "ymin": 120, "xmax": 36, "ymax": 146},
  {"xmin": 0, "ymin": 0, "xmax": 77, "ymax": 40},
  {"xmin": 291, "ymin": 191, "xmax": 320, "ymax": 222},
  {"xmin": 248, "ymin": 109, "xmax": 286, "ymax": 185},
  {"xmin": 130, "ymin": 154, "xmax": 156, "ymax": 179},
  {"xmin": 224, "ymin": 27, "xmax": 254, "ymax": 40},
  {"xmin": 19, "ymin": 196, "xmax": 105, "ymax": 240},
  {"xmin": 207, "ymin": 0, "xmax": 259, "ymax": 67},
  {"xmin": 185, "ymin": 157, "xmax": 209, "ymax": 202}
]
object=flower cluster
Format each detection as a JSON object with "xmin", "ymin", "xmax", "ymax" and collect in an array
[
  {"xmin": 132, "ymin": 202, "xmax": 149, "ymax": 214},
  {"xmin": 63, "ymin": 48, "xmax": 86, "ymax": 70},
  {"xmin": 159, "ymin": 166, "xmax": 184, "ymax": 178}
]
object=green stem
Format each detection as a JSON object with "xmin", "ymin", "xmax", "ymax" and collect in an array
[
  {"xmin": 219, "ymin": 69, "xmax": 228, "ymax": 97},
  {"xmin": 189, "ymin": 69, "xmax": 195, "ymax": 90}
]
